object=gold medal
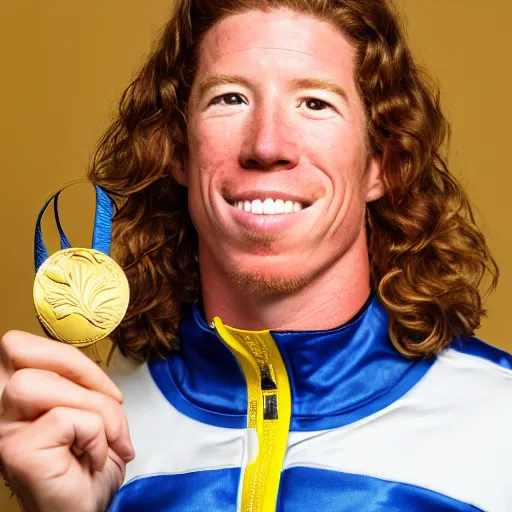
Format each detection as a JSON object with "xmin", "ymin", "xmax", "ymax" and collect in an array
[
  {"xmin": 33, "ymin": 183, "xmax": 129, "ymax": 350},
  {"xmin": 33, "ymin": 248, "xmax": 130, "ymax": 347}
]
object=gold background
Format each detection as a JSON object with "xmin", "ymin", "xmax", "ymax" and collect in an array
[{"xmin": 0, "ymin": 1, "xmax": 510, "ymax": 509}]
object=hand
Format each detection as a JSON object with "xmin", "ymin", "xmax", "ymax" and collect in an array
[{"xmin": 0, "ymin": 331, "xmax": 134, "ymax": 512}]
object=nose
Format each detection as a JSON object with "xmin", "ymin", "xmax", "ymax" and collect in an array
[{"xmin": 239, "ymin": 104, "xmax": 300, "ymax": 171}]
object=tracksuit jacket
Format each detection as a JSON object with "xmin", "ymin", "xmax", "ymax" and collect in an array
[{"xmin": 107, "ymin": 294, "xmax": 512, "ymax": 511}]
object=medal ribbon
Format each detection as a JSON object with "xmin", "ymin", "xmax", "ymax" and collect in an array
[
  {"xmin": 34, "ymin": 183, "xmax": 114, "ymax": 272},
  {"xmin": 32, "ymin": 182, "xmax": 128, "ymax": 358}
]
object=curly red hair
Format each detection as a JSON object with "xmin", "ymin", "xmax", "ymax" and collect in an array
[{"xmin": 88, "ymin": 0, "xmax": 498, "ymax": 362}]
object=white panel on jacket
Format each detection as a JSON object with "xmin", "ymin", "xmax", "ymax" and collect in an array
[
  {"xmin": 107, "ymin": 353, "xmax": 245, "ymax": 485},
  {"xmin": 285, "ymin": 348, "xmax": 512, "ymax": 512}
]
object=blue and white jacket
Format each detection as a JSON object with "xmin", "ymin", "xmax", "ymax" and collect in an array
[{"xmin": 107, "ymin": 294, "xmax": 512, "ymax": 511}]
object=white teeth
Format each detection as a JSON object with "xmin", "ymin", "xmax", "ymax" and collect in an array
[
  {"xmin": 232, "ymin": 198, "xmax": 305, "ymax": 214},
  {"xmin": 263, "ymin": 198, "xmax": 276, "ymax": 214},
  {"xmin": 252, "ymin": 199, "xmax": 263, "ymax": 214}
]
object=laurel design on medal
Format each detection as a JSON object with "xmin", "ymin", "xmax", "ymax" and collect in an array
[{"xmin": 33, "ymin": 248, "xmax": 130, "ymax": 347}]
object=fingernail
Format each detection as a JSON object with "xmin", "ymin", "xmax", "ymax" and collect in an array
[
  {"xmin": 123, "ymin": 449, "xmax": 135, "ymax": 463},
  {"xmin": 111, "ymin": 385, "xmax": 124, "ymax": 403},
  {"xmin": 122, "ymin": 439, "xmax": 135, "ymax": 462}
]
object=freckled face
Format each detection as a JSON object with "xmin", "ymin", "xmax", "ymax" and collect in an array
[{"xmin": 184, "ymin": 9, "xmax": 383, "ymax": 293}]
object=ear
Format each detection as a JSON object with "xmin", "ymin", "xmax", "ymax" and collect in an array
[
  {"xmin": 364, "ymin": 155, "xmax": 384, "ymax": 202},
  {"xmin": 171, "ymin": 153, "xmax": 189, "ymax": 187}
]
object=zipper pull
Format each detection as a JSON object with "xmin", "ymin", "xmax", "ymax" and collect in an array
[
  {"xmin": 261, "ymin": 365, "xmax": 277, "ymax": 390},
  {"xmin": 261, "ymin": 365, "xmax": 278, "ymax": 420}
]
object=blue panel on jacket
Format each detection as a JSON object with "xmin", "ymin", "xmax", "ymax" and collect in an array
[
  {"xmin": 151, "ymin": 295, "xmax": 436, "ymax": 431},
  {"xmin": 271, "ymin": 296, "xmax": 434, "ymax": 430},
  {"xmin": 109, "ymin": 469, "xmax": 240, "ymax": 512},
  {"xmin": 276, "ymin": 468, "xmax": 483, "ymax": 511}
]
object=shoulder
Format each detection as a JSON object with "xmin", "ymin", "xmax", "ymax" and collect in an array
[
  {"xmin": 359, "ymin": 336, "xmax": 512, "ymax": 510},
  {"xmin": 439, "ymin": 335, "xmax": 512, "ymax": 387},
  {"xmin": 448, "ymin": 334, "xmax": 512, "ymax": 373},
  {"xmin": 433, "ymin": 334, "xmax": 512, "ymax": 399},
  {"xmin": 425, "ymin": 335, "xmax": 512, "ymax": 432}
]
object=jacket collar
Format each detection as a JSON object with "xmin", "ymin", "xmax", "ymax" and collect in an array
[{"xmin": 148, "ymin": 294, "xmax": 434, "ymax": 430}]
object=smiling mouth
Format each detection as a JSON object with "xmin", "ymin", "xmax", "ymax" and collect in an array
[{"xmin": 226, "ymin": 198, "xmax": 311, "ymax": 215}]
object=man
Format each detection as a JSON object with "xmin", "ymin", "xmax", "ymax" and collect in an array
[{"xmin": 0, "ymin": 0, "xmax": 510, "ymax": 511}]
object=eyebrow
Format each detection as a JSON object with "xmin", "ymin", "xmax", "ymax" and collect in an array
[
  {"xmin": 290, "ymin": 78, "xmax": 349, "ymax": 103},
  {"xmin": 196, "ymin": 74, "xmax": 349, "ymax": 103},
  {"xmin": 197, "ymin": 74, "xmax": 252, "ymax": 99}
]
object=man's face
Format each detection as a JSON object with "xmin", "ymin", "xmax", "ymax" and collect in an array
[{"xmin": 184, "ymin": 8, "xmax": 383, "ymax": 295}]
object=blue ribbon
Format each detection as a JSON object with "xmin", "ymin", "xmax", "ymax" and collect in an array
[{"xmin": 34, "ymin": 184, "xmax": 114, "ymax": 273}]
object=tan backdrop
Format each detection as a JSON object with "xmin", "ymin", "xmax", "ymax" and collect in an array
[{"xmin": 1, "ymin": 1, "xmax": 510, "ymax": 509}]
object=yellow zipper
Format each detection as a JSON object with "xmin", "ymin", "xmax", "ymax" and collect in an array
[{"xmin": 212, "ymin": 318, "xmax": 291, "ymax": 512}]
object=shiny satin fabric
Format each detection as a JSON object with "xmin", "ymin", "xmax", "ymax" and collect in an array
[
  {"xmin": 109, "ymin": 467, "xmax": 483, "ymax": 511},
  {"xmin": 277, "ymin": 468, "xmax": 483, "ymax": 511},
  {"xmin": 151, "ymin": 294, "xmax": 433, "ymax": 431},
  {"xmin": 108, "ymin": 469, "xmax": 241, "ymax": 512},
  {"xmin": 111, "ymin": 293, "xmax": 512, "ymax": 511},
  {"xmin": 34, "ymin": 183, "xmax": 113, "ymax": 272}
]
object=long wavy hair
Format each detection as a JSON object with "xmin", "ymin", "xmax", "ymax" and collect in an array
[{"xmin": 89, "ymin": 0, "xmax": 498, "ymax": 363}]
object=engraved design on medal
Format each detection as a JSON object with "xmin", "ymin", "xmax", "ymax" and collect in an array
[{"xmin": 33, "ymin": 248, "xmax": 130, "ymax": 347}]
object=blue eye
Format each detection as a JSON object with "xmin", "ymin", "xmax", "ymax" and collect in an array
[{"xmin": 210, "ymin": 93, "xmax": 247, "ymax": 106}]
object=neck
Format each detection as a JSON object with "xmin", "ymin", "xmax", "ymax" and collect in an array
[{"xmin": 200, "ymin": 232, "xmax": 372, "ymax": 331}]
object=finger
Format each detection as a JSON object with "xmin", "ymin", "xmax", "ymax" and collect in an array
[
  {"xmin": 0, "ymin": 418, "xmax": 29, "ymax": 438},
  {"xmin": 1, "ymin": 407, "xmax": 110, "ymax": 477},
  {"xmin": 0, "ymin": 331, "xmax": 123, "ymax": 402},
  {"xmin": 2, "ymin": 369, "xmax": 134, "ymax": 462},
  {"xmin": 93, "ymin": 447, "xmax": 127, "ymax": 508},
  {"xmin": 39, "ymin": 407, "xmax": 110, "ymax": 473}
]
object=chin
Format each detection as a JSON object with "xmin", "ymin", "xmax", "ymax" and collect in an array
[{"xmin": 227, "ymin": 266, "xmax": 312, "ymax": 299}]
